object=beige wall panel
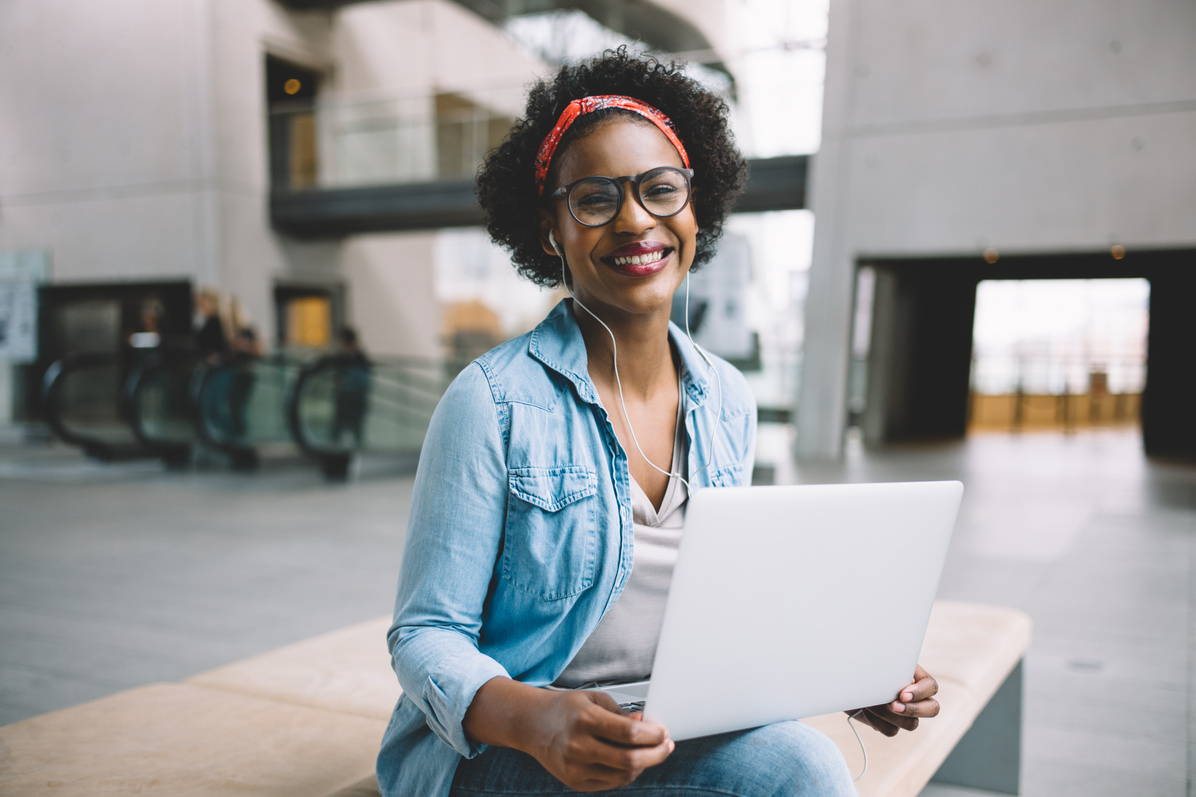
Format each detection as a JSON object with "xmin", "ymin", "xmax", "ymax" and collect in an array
[
  {"xmin": 0, "ymin": 193, "xmax": 198, "ymax": 283},
  {"xmin": 849, "ymin": 0, "xmax": 1196, "ymax": 127},
  {"xmin": 218, "ymin": 191, "xmax": 333, "ymax": 336},
  {"xmin": 344, "ymin": 233, "xmax": 441, "ymax": 359},
  {"xmin": 0, "ymin": 0, "xmax": 195, "ymax": 195},
  {"xmin": 848, "ymin": 110, "xmax": 1196, "ymax": 255}
]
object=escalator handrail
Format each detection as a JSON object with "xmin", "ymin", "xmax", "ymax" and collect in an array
[
  {"xmin": 124, "ymin": 347, "xmax": 197, "ymax": 464},
  {"xmin": 41, "ymin": 351, "xmax": 145, "ymax": 457},
  {"xmin": 287, "ymin": 353, "xmax": 373, "ymax": 462},
  {"xmin": 287, "ymin": 353, "xmax": 459, "ymax": 464},
  {"xmin": 190, "ymin": 353, "xmax": 308, "ymax": 466},
  {"xmin": 189, "ymin": 359, "xmax": 257, "ymax": 465}
]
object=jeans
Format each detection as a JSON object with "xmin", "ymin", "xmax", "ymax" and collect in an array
[{"xmin": 448, "ymin": 721, "xmax": 857, "ymax": 796}]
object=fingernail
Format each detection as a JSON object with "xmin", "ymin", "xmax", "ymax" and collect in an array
[
  {"xmin": 903, "ymin": 691, "xmax": 914, "ymax": 702},
  {"xmin": 668, "ymin": 740, "xmax": 675, "ymax": 753},
  {"xmin": 892, "ymin": 702, "xmax": 905, "ymax": 713}
]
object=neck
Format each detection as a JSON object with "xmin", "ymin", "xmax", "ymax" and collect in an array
[{"xmin": 570, "ymin": 298, "xmax": 676, "ymax": 400}]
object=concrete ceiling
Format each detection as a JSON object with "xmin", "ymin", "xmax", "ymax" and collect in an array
[{"xmin": 275, "ymin": 0, "xmax": 732, "ymax": 81}]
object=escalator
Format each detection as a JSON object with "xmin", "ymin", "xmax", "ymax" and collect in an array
[
  {"xmin": 190, "ymin": 354, "xmax": 307, "ymax": 470},
  {"xmin": 126, "ymin": 348, "xmax": 198, "ymax": 467},
  {"xmin": 41, "ymin": 352, "xmax": 152, "ymax": 461},
  {"xmin": 290, "ymin": 355, "xmax": 460, "ymax": 479},
  {"xmin": 43, "ymin": 349, "xmax": 457, "ymax": 476}
]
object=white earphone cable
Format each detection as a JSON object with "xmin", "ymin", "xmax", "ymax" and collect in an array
[
  {"xmin": 555, "ymin": 241, "xmax": 724, "ymax": 491},
  {"xmin": 846, "ymin": 710, "xmax": 869, "ymax": 782}
]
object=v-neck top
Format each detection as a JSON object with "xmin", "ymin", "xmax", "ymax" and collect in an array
[{"xmin": 552, "ymin": 378, "xmax": 689, "ymax": 687}]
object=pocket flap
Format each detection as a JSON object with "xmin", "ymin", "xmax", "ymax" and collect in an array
[{"xmin": 508, "ymin": 466, "xmax": 596, "ymax": 512}]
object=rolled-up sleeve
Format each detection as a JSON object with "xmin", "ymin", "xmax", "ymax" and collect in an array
[{"xmin": 387, "ymin": 363, "xmax": 511, "ymax": 758}]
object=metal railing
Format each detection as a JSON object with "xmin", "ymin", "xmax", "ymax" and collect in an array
[
  {"xmin": 289, "ymin": 354, "xmax": 463, "ymax": 479},
  {"xmin": 41, "ymin": 352, "xmax": 151, "ymax": 461},
  {"xmin": 42, "ymin": 348, "xmax": 463, "ymax": 478},
  {"xmin": 189, "ymin": 354, "xmax": 307, "ymax": 470}
]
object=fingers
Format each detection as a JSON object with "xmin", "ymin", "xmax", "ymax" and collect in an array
[
  {"xmin": 890, "ymin": 665, "xmax": 940, "ymax": 719},
  {"xmin": 845, "ymin": 666, "xmax": 942, "ymax": 741},
  {"xmin": 900, "ymin": 665, "xmax": 939, "ymax": 702},
  {"xmin": 875, "ymin": 703, "xmax": 918, "ymax": 727},
  {"xmin": 562, "ymin": 693, "xmax": 673, "ymax": 776},
  {"xmin": 580, "ymin": 692, "xmax": 670, "ymax": 747},
  {"xmin": 855, "ymin": 706, "xmax": 907, "ymax": 736},
  {"xmin": 533, "ymin": 690, "xmax": 676, "ymax": 791}
]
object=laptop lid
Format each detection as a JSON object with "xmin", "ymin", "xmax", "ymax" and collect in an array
[{"xmin": 641, "ymin": 480, "xmax": 962, "ymax": 741}]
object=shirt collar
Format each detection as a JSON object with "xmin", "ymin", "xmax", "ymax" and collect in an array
[{"xmin": 528, "ymin": 299, "xmax": 713, "ymax": 408}]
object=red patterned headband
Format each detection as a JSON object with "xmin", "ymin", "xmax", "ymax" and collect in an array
[{"xmin": 534, "ymin": 95, "xmax": 690, "ymax": 195}]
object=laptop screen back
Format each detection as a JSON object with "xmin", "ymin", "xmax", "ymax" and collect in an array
[{"xmin": 642, "ymin": 480, "xmax": 963, "ymax": 741}]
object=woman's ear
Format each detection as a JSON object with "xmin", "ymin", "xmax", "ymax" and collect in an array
[{"xmin": 539, "ymin": 211, "xmax": 560, "ymax": 256}]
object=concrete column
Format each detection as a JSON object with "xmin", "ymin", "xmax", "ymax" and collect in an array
[
  {"xmin": 795, "ymin": 0, "xmax": 858, "ymax": 460},
  {"xmin": 0, "ymin": 365, "xmax": 12, "ymax": 427},
  {"xmin": 186, "ymin": 0, "xmax": 221, "ymax": 288}
]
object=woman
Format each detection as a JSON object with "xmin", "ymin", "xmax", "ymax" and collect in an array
[{"xmin": 377, "ymin": 49, "xmax": 939, "ymax": 796}]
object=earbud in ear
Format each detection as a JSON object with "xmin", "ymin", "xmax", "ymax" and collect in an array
[{"xmin": 548, "ymin": 230, "xmax": 562, "ymax": 255}]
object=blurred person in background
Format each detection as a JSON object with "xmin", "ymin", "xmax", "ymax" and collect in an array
[
  {"xmin": 225, "ymin": 299, "xmax": 263, "ymax": 440},
  {"xmin": 194, "ymin": 288, "xmax": 228, "ymax": 364},
  {"xmin": 332, "ymin": 325, "xmax": 370, "ymax": 448}
]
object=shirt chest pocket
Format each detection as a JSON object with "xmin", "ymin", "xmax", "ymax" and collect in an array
[{"xmin": 502, "ymin": 466, "xmax": 598, "ymax": 601}]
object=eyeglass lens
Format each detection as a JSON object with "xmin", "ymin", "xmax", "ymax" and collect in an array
[{"xmin": 568, "ymin": 167, "xmax": 690, "ymax": 226}]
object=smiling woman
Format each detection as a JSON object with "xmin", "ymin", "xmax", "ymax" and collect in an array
[{"xmin": 375, "ymin": 49, "xmax": 931, "ymax": 797}]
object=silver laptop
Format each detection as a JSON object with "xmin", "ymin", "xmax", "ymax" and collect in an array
[{"xmin": 596, "ymin": 480, "xmax": 963, "ymax": 741}]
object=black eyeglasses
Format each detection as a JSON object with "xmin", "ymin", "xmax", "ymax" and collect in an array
[{"xmin": 549, "ymin": 166, "xmax": 694, "ymax": 227}]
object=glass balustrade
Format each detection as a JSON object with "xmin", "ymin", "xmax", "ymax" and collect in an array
[
  {"xmin": 126, "ymin": 349, "xmax": 198, "ymax": 466},
  {"xmin": 193, "ymin": 355, "xmax": 307, "ymax": 468},
  {"xmin": 291, "ymin": 355, "xmax": 462, "ymax": 476},
  {"xmin": 270, "ymin": 89, "xmax": 519, "ymax": 191}
]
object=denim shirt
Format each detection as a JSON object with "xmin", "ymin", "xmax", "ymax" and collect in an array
[{"xmin": 376, "ymin": 300, "xmax": 757, "ymax": 797}]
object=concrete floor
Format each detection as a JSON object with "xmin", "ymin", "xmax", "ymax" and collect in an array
[{"xmin": 1, "ymin": 428, "xmax": 1194, "ymax": 796}]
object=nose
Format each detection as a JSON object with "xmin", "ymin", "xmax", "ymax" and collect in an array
[{"xmin": 610, "ymin": 180, "xmax": 657, "ymax": 234}]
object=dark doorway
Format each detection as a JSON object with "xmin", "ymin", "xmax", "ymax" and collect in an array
[
  {"xmin": 28, "ymin": 281, "xmax": 193, "ymax": 422},
  {"xmin": 266, "ymin": 54, "xmax": 321, "ymax": 190},
  {"xmin": 856, "ymin": 249, "xmax": 1196, "ymax": 460}
]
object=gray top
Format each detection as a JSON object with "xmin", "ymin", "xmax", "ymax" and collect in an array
[{"xmin": 553, "ymin": 390, "xmax": 688, "ymax": 687}]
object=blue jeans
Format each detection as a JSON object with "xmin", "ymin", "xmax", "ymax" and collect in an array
[{"xmin": 448, "ymin": 721, "xmax": 857, "ymax": 796}]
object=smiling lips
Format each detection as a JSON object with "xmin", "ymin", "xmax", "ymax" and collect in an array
[{"xmin": 602, "ymin": 243, "xmax": 672, "ymax": 277}]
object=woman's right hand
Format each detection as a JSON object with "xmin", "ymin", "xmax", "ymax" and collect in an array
[{"xmin": 463, "ymin": 678, "xmax": 674, "ymax": 792}]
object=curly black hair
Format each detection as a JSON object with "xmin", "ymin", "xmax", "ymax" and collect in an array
[{"xmin": 477, "ymin": 47, "xmax": 748, "ymax": 287}]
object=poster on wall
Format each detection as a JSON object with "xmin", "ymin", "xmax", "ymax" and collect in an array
[{"xmin": 0, "ymin": 250, "xmax": 50, "ymax": 364}]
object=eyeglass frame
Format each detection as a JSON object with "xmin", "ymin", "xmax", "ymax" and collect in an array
[{"xmin": 547, "ymin": 166, "xmax": 695, "ymax": 228}]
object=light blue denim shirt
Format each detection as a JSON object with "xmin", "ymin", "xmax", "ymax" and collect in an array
[{"xmin": 376, "ymin": 300, "xmax": 757, "ymax": 797}]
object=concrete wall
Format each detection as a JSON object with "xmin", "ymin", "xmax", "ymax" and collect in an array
[
  {"xmin": 797, "ymin": 0, "xmax": 1196, "ymax": 458},
  {"xmin": 0, "ymin": 0, "xmax": 545, "ymax": 364},
  {"xmin": 0, "ymin": 0, "xmax": 335, "ymax": 335},
  {"xmin": 0, "ymin": 0, "xmax": 216, "ymax": 285},
  {"xmin": 327, "ymin": 0, "xmax": 546, "ymax": 358}
]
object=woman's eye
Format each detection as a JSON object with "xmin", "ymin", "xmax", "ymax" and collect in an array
[
  {"xmin": 644, "ymin": 184, "xmax": 679, "ymax": 198},
  {"xmin": 575, "ymin": 190, "xmax": 617, "ymax": 209}
]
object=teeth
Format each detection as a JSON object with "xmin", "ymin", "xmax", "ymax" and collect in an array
[{"xmin": 613, "ymin": 251, "xmax": 666, "ymax": 267}]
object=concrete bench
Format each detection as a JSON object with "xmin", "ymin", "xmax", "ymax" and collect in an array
[{"xmin": 0, "ymin": 601, "xmax": 1030, "ymax": 796}]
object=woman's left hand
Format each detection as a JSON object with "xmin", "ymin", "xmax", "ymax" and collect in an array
[{"xmin": 850, "ymin": 664, "xmax": 939, "ymax": 737}]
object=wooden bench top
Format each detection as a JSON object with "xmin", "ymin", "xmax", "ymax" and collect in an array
[
  {"xmin": 0, "ymin": 683, "xmax": 386, "ymax": 796},
  {"xmin": 0, "ymin": 601, "xmax": 1030, "ymax": 797}
]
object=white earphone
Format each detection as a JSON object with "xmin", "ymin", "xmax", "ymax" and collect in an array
[{"xmin": 549, "ymin": 228, "xmax": 724, "ymax": 492}]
